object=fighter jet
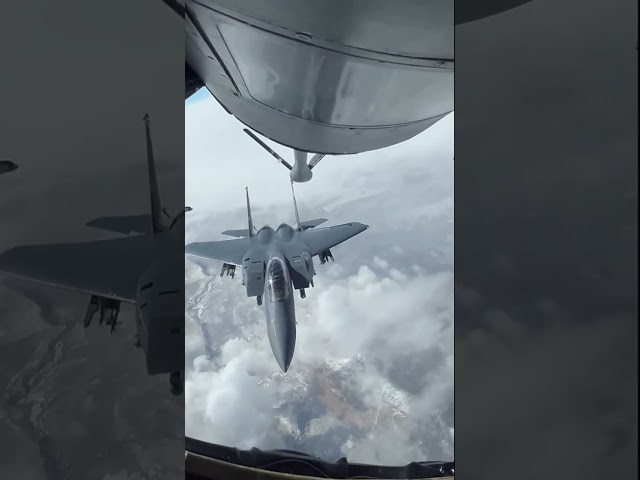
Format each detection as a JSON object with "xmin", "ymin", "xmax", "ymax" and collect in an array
[
  {"xmin": 0, "ymin": 159, "xmax": 18, "ymax": 175},
  {"xmin": 179, "ymin": 0, "xmax": 534, "ymax": 183},
  {"xmin": 185, "ymin": 184, "xmax": 368, "ymax": 372},
  {"xmin": 0, "ymin": 114, "xmax": 186, "ymax": 395}
]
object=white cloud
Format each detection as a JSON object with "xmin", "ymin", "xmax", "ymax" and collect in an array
[
  {"xmin": 296, "ymin": 265, "xmax": 452, "ymax": 368},
  {"xmin": 185, "ymin": 90, "xmax": 454, "ymax": 463},
  {"xmin": 185, "ymin": 349, "xmax": 281, "ymax": 450}
]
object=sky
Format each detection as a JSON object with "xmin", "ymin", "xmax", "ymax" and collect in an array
[
  {"xmin": 185, "ymin": 88, "xmax": 211, "ymax": 106},
  {"xmin": 184, "ymin": 90, "xmax": 454, "ymax": 464}
]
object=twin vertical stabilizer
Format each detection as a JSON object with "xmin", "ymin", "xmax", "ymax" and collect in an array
[
  {"xmin": 245, "ymin": 187, "xmax": 255, "ymax": 237},
  {"xmin": 242, "ymin": 182, "xmax": 308, "ymax": 236}
]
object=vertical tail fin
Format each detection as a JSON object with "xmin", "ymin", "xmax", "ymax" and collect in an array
[
  {"xmin": 143, "ymin": 113, "xmax": 165, "ymax": 233},
  {"xmin": 290, "ymin": 180, "xmax": 302, "ymax": 231},
  {"xmin": 245, "ymin": 187, "xmax": 255, "ymax": 237}
]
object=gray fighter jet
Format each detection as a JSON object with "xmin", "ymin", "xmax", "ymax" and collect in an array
[
  {"xmin": 0, "ymin": 159, "xmax": 19, "ymax": 175},
  {"xmin": 0, "ymin": 115, "xmax": 187, "ymax": 395},
  {"xmin": 185, "ymin": 184, "xmax": 368, "ymax": 372}
]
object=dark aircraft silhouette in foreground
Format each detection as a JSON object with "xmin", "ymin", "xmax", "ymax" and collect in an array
[
  {"xmin": 185, "ymin": 183, "xmax": 368, "ymax": 372},
  {"xmin": 0, "ymin": 115, "xmax": 186, "ymax": 395}
]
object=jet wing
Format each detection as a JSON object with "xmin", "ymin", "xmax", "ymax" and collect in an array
[
  {"xmin": 0, "ymin": 236, "xmax": 154, "ymax": 303},
  {"xmin": 299, "ymin": 222, "xmax": 369, "ymax": 256},
  {"xmin": 86, "ymin": 215, "xmax": 152, "ymax": 235},
  {"xmin": 300, "ymin": 218, "xmax": 328, "ymax": 230},
  {"xmin": 221, "ymin": 229, "xmax": 250, "ymax": 238},
  {"xmin": 185, "ymin": 238, "xmax": 249, "ymax": 267}
]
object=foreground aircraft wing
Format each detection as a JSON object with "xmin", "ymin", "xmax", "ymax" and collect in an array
[
  {"xmin": 0, "ymin": 236, "xmax": 154, "ymax": 303},
  {"xmin": 299, "ymin": 222, "xmax": 369, "ymax": 256},
  {"xmin": 185, "ymin": 238, "xmax": 250, "ymax": 267}
]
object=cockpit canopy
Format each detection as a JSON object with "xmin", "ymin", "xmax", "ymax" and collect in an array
[{"xmin": 267, "ymin": 258, "xmax": 289, "ymax": 302}]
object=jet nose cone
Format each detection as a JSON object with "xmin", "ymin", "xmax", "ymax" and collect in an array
[
  {"xmin": 266, "ymin": 302, "xmax": 297, "ymax": 373},
  {"xmin": 276, "ymin": 353, "xmax": 291, "ymax": 373},
  {"xmin": 271, "ymin": 325, "xmax": 295, "ymax": 373}
]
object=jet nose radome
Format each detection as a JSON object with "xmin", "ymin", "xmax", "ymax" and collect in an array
[
  {"xmin": 275, "ymin": 343, "xmax": 293, "ymax": 373},
  {"xmin": 265, "ymin": 301, "xmax": 297, "ymax": 372}
]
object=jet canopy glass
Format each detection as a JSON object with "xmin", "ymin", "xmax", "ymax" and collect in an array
[{"xmin": 267, "ymin": 258, "xmax": 288, "ymax": 302}]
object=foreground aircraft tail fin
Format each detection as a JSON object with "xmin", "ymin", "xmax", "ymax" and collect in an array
[
  {"xmin": 290, "ymin": 181, "xmax": 302, "ymax": 231},
  {"xmin": 246, "ymin": 187, "xmax": 255, "ymax": 237},
  {"xmin": 143, "ymin": 113, "xmax": 167, "ymax": 233}
]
